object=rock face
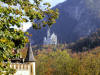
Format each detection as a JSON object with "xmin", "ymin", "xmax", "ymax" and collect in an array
[{"xmin": 27, "ymin": 0, "xmax": 100, "ymax": 44}]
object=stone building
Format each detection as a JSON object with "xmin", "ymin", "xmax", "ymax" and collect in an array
[
  {"xmin": 10, "ymin": 43, "xmax": 36, "ymax": 75},
  {"xmin": 43, "ymin": 29, "xmax": 57, "ymax": 45}
]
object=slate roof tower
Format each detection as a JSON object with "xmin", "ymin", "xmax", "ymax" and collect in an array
[
  {"xmin": 25, "ymin": 42, "xmax": 36, "ymax": 75},
  {"xmin": 25, "ymin": 43, "xmax": 36, "ymax": 62}
]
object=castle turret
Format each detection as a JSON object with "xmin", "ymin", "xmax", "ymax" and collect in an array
[
  {"xmin": 8, "ymin": 43, "xmax": 36, "ymax": 75},
  {"xmin": 25, "ymin": 43, "xmax": 36, "ymax": 75},
  {"xmin": 47, "ymin": 28, "xmax": 50, "ymax": 38},
  {"xmin": 25, "ymin": 43, "xmax": 36, "ymax": 62}
]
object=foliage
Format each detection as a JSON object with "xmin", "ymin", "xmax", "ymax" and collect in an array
[
  {"xmin": 0, "ymin": 62, "xmax": 16, "ymax": 75},
  {"xmin": 36, "ymin": 50, "xmax": 79, "ymax": 75},
  {"xmin": 0, "ymin": 0, "xmax": 59, "ymax": 74},
  {"xmin": 35, "ymin": 45, "xmax": 100, "ymax": 75}
]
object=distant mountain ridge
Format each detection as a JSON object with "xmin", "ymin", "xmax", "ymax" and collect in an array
[
  {"xmin": 67, "ymin": 29, "xmax": 100, "ymax": 52},
  {"xmin": 27, "ymin": 0, "xmax": 100, "ymax": 45}
]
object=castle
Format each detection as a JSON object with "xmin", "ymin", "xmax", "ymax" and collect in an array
[
  {"xmin": 10, "ymin": 43, "xmax": 36, "ymax": 75},
  {"xmin": 43, "ymin": 29, "xmax": 57, "ymax": 45}
]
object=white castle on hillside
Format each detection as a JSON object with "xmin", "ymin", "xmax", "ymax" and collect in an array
[{"xmin": 43, "ymin": 29, "xmax": 57, "ymax": 45}]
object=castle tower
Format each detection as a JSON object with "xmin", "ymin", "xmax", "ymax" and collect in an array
[
  {"xmin": 51, "ymin": 32, "xmax": 57, "ymax": 45},
  {"xmin": 47, "ymin": 28, "xmax": 50, "ymax": 38},
  {"xmin": 25, "ymin": 43, "xmax": 36, "ymax": 75},
  {"xmin": 9, "ymin": 43, "xmax": 36, "ymax": 75}
]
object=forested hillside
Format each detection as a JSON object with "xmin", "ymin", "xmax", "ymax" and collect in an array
[
  {"xmin": 21, "ymin": 44, "xmax": 100, "ymax": 75},
  {"xmin": 68, "ymin": 29, "xmax": 100, "ymax": 52}
]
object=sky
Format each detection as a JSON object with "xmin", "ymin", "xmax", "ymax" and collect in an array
[
  {"xmin": 30, "ymin": 0, "xmax": 66, "ymax": 8},
  {"xmin": 44, "ymin": 0, "xmax": 66, "ymax": 8}
]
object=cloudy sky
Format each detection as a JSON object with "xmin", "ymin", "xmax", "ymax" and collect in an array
[
  {"xmin": 21, "ymin": 0, "xmax": 66, "ymax": 32},
  {"xmin": 30, "ymin": 0, "xmax": 66, "ymax": 8},
  {"xmin": 44, "ymin": 0, "xmax": 66, "ymax": 7}
]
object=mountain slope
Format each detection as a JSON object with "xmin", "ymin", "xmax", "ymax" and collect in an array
[
  {"xmin": 27, "ymin": 0, "xmax": 100, "ymax": 44},
  {"xmin": 67, "ymin": 29, "xmax": 100, "ymax": 52}
]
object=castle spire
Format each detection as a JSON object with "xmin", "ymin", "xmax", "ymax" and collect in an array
[
  {"xmin": 25, "ymin": 43, "xmax": 36, "ymax": 62},
  {"xmin": 47, "ymin": 28, "xmax": 50, "ymax": 38}
]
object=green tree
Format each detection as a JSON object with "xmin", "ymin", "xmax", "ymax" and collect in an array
[
  {"xmin": 0, "ymin": 0, "xmax": 59, "ymax": 74},
  {"xmin": 36, "ymin": 50, "xmax": 79, "ymax": 75},
  {"xmin": 79, "ymin": 53, "xmax": 100, "ymax": 75},
  {"xmin": 35, "ymin": 46, "xmax": 100, "ymax": 75}
]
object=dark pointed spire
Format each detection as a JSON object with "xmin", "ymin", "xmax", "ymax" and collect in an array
[{"xmin": 25, "ymin": 43, "xmax": 36, "ymax": 62}]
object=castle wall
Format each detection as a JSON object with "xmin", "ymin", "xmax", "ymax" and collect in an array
[
  {"xmin": 32, "ymin": 62, "xmax": 35, "ymax": 75},
  {"xmin": 10, "ymin": 62, "xmax": 35, "ymax": 75}
]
